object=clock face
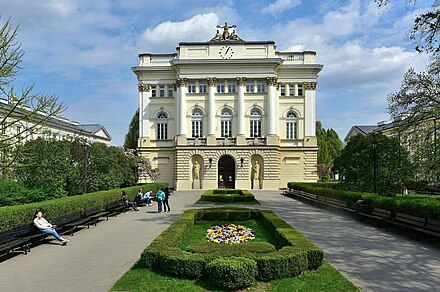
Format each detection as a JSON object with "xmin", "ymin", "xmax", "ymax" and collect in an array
[{"xmin": 219, "ymin": 45, "xmax": 234, "ymax": 59}]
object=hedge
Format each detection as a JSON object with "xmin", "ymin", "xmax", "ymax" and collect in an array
[
  {"xmin": 140, "ymin": 206, "xmax": 324, "ymax": 285},
  {"xmin": 207, "ymin": 257, "xmax": 257, "ymax": 290},
  {"xmin": 200, "ymin": 189, "xmax": 257, "ymax": 203},
  {"xmin": 288, "ymin": 182, "xmax": 440, "ymax": 220},
  {"xmin": 0, "ymin": 182, "xmax": 168, "ymax": 232}
]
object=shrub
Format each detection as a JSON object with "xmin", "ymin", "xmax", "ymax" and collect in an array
[
  {"xmin": 187, "ymin": 242, "xmax": 276, "ymax": 256},
  {"xmin": 200, "ymin": 189, "xmax": 257, "ymax": 203},
  {"xmin": 207, "ymin": 257, "xmax": 257, "ymax": 290}
]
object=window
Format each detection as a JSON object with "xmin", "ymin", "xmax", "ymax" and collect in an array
[
  {"xmin": 257, "ymin": 81, "xmax": 265, "ymax": 93},
  {"xmin": 159, "ymin": 85, "xmax": 165, "ymax": 97},
  {"xmin": 217, "ymin": 82, "xmax": 225, "ymax": 93},
  {"xmin": 249, "ymin": 108, "xmax": 262, "ymax": 138},
  {"xmin": 157, "ymin": 112, "xmax": 168, "ymax": 140},
  {"xmin": 168, "ymin": 87, "xmax": 174, "ymax": 97},
  {"xmin": 280, "ymin": 85, "xmax": 285, "ymax": 96},
  {"xmin": 286, "ymin": 111, "xmax": 297, "ymax": 140},
  {"xmin": 289, "ymin": 85, "xmax": 295, "ymax": 96},
  {"xmin": 297, "ymin": 84, "xmax": 303, "ymax": 96},
  {"xmin": 151, "ymin": 86, "xmax": 157, "ymax": 97},
  {"xmin": 246, "ymin": 81, "xmax": 254, "ymax": 93},
  {"xmin": 228, "ymin": 82, "xmax": 236, "ymax": 93},
  {"xmin": 191, "ymin": 109, "xmax": 203, "ymax": 137},
  {"xmin": 220, "ymin": 108, "xmax": 232, "ymax": 137},
  {"xmin": 199, "ymin": 83, "xmax": 207, "ymax": 93},
  {"xmin": 188, "ymin": 83, "xmax": 196, "ymax": 93}
]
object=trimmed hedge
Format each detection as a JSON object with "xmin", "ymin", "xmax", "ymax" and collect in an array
[
  {"xmin": 207, "ymin": 257, "xmax": 257, "ymax": 290},
  {"xmin": 140, "ymin": 206, "xmax": 324, "ymax": 283},
  {"xmin": 0, "ymin": 182, "xmax": 168, "ymax": 232},
  {"xmin": 200, "ymin": 189, "xmax": 257, "ymax": 203},
  {"xmin": 287, "ymin": 182, "xmax": 440, "ymax": 220}
]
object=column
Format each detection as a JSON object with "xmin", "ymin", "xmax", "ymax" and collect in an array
[
  {"xmin": 176, "ymin": 78, "xmax": 188, "ymax": 145},
  {"xmin": 138, "ymin": 83, "xmax": 151, "ymax": 146},
  {"xmin": 207, "ymin": 77, "xmax": 216, "ymax": 145},
  {"xmin": 304, "ymin": 82, "xmax": 317, "ymax": 137},
  {"xmin": 236, "ymin": 77, "xmax": 246, "ymax": 145},
  {"xmin": 266, "ymin": 77, "xmax": 279, "ymax": 145},
  {"xmin": 285, "ymin": 83, "xmax": 290, "ymax": 96}
]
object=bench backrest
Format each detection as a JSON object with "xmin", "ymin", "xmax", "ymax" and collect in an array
[
  {"xmin": 84, "ymin": 207, "xmax": 100, "ymax": 217},
  {"xmin": 371, "ymin": 208, "xmax": 391, "ymax": 219},
  {"xmin": 426, "ymin": 219, "xmax": 440, "ymax": 232},
  {"xmin": 395, "ymin": 213, "xmax": 427, "ymax": 228},
  {"xmin": 57, "ymin": 212, "xmax": 82, "ymax": 225},
  {"xmin": 13, "ymin": 224, "xmax": 39, "ymax": 237},
  {"xmin": 0, "ymin": 230, "xmax": 16, "ymax": 244}
]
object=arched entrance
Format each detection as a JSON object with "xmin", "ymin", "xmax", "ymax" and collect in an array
[{"xmin": 218, "ymin": 156, "xmax": 235, "ymax": 189}]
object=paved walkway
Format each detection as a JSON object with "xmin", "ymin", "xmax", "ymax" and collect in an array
[{"xmin": 1, "ymin": 190, "xmax": 439, "ymax": 291}]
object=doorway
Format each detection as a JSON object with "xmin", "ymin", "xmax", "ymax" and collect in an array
[{"xmin": 218, "ymin": 156, "xmax": 235, "ymax": 189}]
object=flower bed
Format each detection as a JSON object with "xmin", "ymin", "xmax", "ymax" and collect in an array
[
  {"xmin": 206, "ymin": 224, "xmax": 255, "ymax": 244},
  {"xmin": 140, "ymin": 207, "xmax": 324, "ymax": 290}
]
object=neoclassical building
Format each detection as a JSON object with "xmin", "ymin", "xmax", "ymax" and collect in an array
[{"xmin": 133, "ymin": 24, "xmax": 323, "ymax": 190}]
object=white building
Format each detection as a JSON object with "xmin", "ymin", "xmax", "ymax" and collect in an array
[{"xmin": 133, "ymin": 24, "xmax": 323, "ymax": 190}]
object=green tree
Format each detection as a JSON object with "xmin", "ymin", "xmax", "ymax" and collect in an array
[
  {"xmin": 124, "ymin": 108, "xmax": 139, "ymax": 150},
  {"xmin": 387, "ymin": 58, "xmax": 440, "ymax": 183},
  {"xmin": 333, "ymin": 134, "xmax": 414, "ymax": 195},
  {"xmin": 0, "ymin": 17, "xmax": 65, "ymax": 173},
  {"xmin": 316, "ymin": 121, "xmax": 344, "ymax": 164}
]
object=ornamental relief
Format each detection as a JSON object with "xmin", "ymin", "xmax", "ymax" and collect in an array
[
  {"xmin": 266, "ymin": 77, "xmax": 278, "ymax": 86},
  {"xmin": 138, "ymin": 83, "xmax": 151, "ymax": 92},
  {"xmin": 303, "ymin": 82, "xmax": 317, "ymax": 90},
  {"xmin": 176, "ymin": 78, "xmax": 188, "ymax": 87},
  {"xmin": 206, "ymin": 77, "xmax": 217, "ymax": 87},
  {"xmin": 236, "ymin": 77, "xmax": 246, "ymax": 86}
]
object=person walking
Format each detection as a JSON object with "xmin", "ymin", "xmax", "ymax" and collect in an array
[
  {"xmin": 163, "ymin": 187, "xmax": 171, "ymax": 213},
  {"xmin": 33, "ymin": 211, "xmax": 69, "ymax": 245},
  {"xmin": 156, "ymin": 188, "xmax": 166, "ymax": 213}
]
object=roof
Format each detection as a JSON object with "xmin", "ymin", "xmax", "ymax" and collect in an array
[{"xmin": 78, "ymin": 124, "xmax": 112, "ymax": 140}]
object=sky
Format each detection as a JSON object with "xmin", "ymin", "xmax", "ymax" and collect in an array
[{"xmin": 0, "ymin": 0, "xmax": 433, "ymax": 145}]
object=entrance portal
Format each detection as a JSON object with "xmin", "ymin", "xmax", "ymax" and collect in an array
[{"xmin": 218, "ymin": 156, "xmax": 235, "ymax": 189}]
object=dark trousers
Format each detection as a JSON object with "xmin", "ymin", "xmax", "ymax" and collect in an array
[{"xmin": 163, "ymin": 199, "xmax": 170, "ymax": 212}]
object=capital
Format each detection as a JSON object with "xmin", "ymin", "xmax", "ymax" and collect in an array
[
  {"xmin": 236, "ymin": 77, "xmax": 246, "ymax": 86},
  {"xmin": 266, "ymin": 77, "xmax": 278, "ymax": 86},
  {"xmin": 138, "ymin": 83, "xmax": 151, "ymax": 92},
  {"xmin": 303, "ymin": 82, "xmax": 317, "ymax": 90},
  {"xmin": 206, "ymin": 77, "xmax": 217, "ymax": 87},
  {"xmin": 176, "ymin": 78, "xmax": 188, "ymax": 87}
]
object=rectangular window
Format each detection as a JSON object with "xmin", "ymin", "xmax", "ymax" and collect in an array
[
  {"xmin": 257, "ymin": 82, "xmax": 265, "ymax": 93},
  {"xmin": 151, "ymin": 86, "xmax": 157, "ymax": 97},
  {"xmin": 192, "ymin": 120, "xmax": 203, "ymax": 137},
  {"xmin": 159, "ymin": 85, "xmax": 165, "ymax": 97},
  {"xmin": 221, "ymin": 120, "xmax": 232, "ymax": 137},
  {"xmin": 246, "ymin": 82, "xmax": 254, "ymax": 93},
  {"xmin": 228, "ymin": 83, "xmax": 236, "ymax": 93},
  {"xmin": 289, "ymin": 85, "xmax": 295, "ymax": 96},
  {"xmin": 157, "ymin": 123, "xmax": 168, "ymax": 140},
  {"xmin": 188, "ymin": 83, "xmax": 196, "ymax": 93},
  {"xmin": 217, "ymin": 82, "xmax": 225, "ymax": 93},
  {"xmin": 280, "ymin": 85, "xmax": 285, "ymax": 96},
  {"xmin": 199, "ymin": 83, "xmax": 207, "ymax": 93},
  {"xmin": 286, "ymin": 122, "xmax": 297, "ymax": 139},
  {"xmin": 297, "ymin": 84, "xmax": 303, "ymax": 96},
  {"xmin": 168, "ymin": 88, "xmax": 174, "ymax": 97},
  {"xmin": 250, "ymin": 120, "xmax": 261, "ymax": 138}
]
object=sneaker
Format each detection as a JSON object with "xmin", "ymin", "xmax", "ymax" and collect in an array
[{"xmin": 61, "ymin": 239, "xmax": 69, "ymax": 245}]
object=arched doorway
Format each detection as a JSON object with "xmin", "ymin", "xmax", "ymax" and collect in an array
[{"xmin": 218, "ymin": 156, "xmax": 235, "ymax": 189}]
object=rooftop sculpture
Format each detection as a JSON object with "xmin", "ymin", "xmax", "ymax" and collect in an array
[{"xmin": 210, "ymin": 22, "xmax": 244, "ymax": 42}]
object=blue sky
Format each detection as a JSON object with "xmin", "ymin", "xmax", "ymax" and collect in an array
[{"xmin": 0, "ymin": 0, "xmax": 432, "ymax": 145}]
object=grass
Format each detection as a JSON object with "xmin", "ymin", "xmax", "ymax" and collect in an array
[
  {"xmin": 110, "ymin": 260, "xmax": 359, "ymax": 292},
  {"xmin": 179, "ymin": 219, "xmax": 280, "ymax": 250}
]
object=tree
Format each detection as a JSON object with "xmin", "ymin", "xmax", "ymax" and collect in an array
[
  {"xmin": 316, "ymin": 121, "xmax": 344, "ymax": 165},
  {"xmin": 387, "ymin": 58, "xmax": 440, "ymax": 182},
  {"xmin": 333, "ymin": 134, "xmax": 414, "ymax": 195},
  {"xmin": 124, "ymin": 108, "xmax": 139, "ymax": 150},
  {"xmin": 375, "ymin": 0, "xmax": 439, "ymax": 55},
  {"xmin": 0, "ymin": 17, "xmax": 65, "ymax": 173}
]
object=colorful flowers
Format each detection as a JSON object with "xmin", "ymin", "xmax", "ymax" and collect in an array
[{"xmin": 206, "ymin": 224, "xmax": 255, "ymax": 244}]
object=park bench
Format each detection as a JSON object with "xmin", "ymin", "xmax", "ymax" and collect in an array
[
  {"xmin": 356, "ymin": 207, "xmax": 392, "ymax": 228},
  {"xmin": 388, "ymin": 213, "xmax": 440, "ymax": 240},
  {"xmin": 57, "ymin": 212, "xmax": 96, "ymax": 236},
  {"xmin": 83, "ymin": 206, "xmax": 110, "ymax": 225},
  {"xmin": 106, "ymin": 201, "xmax": 129, "ymax": 218},
  {"xmin": 0, "ymin": 230, "xmax": 29, "ymax": 256},
  {"xmin": 13, "ymin": 223, "xmax": 48, "ymax": 249}
]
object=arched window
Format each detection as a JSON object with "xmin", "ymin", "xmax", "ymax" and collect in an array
[
  {"xmin": 220, "ymin": 108, "xmax": 232, "ymax": 138},
  {"xmin": 286, "ymin": 111, "xmax": 297, "ymax": 140},
  {"xmin": 156, "ymin": 112, "xmax": 168, "ymax": 140},
  {"xmin": 191, "ymin": 109, "xmax": 203, "ymax": 138},
  {"xmin": 249, "ymin": 108, "xmax": 262, "ymax": 138}
]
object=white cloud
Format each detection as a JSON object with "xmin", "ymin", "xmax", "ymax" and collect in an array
[{"xmin": 261, "ymin": 0, "xmax": 302, "ymax": 16}]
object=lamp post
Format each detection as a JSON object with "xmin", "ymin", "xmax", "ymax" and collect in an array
[{"xmin": 372, "ymin": 141, "xmax": 377, "ymax": 194}]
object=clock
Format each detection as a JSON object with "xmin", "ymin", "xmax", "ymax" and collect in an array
[{"xmin": 219, "ymin": 45, "xmax": 234, "ymax": 59}]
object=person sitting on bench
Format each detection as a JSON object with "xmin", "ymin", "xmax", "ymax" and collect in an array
[
  {"xmin": 33, "ymin": 211, "xmax": 69, "ymax": 245},
  {"xmin": 142, "ymin": 191, "xmax": 152, "ymax": 206},
  {"xmin": 121, "ymin": 191, "xmax": 139, "ymax": 211}
]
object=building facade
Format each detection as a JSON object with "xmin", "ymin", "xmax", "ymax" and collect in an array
[{"xmin": 133, "ymin": 24, "xmax": 323, "ymax": 190}]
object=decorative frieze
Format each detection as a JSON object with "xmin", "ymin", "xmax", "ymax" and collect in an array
[
  {"xmin": 176, "ymin": 78, "xmax": 188, "ymax": 87},
  {"xmin": 206, "ymin": 77, "xmax": 217, "ymax": 87},
  {"xmin": 138, "ymin": 83, "xmax": 151, "ymax": 92},
  {"xmin": 303, "ymin": 82, "xmax": 317, "ymax": 90},
  {"xmin": 266, "ymin": 77, "xmax": 278, "ymax": 86},
  {"xmin": 236, "ymin": 77, "xmax": 247, "ymax": 87}
]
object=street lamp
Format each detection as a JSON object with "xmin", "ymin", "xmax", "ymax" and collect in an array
[{"xmin": 372, "ymin": 141, "xmax": 377, "ymax": 194}]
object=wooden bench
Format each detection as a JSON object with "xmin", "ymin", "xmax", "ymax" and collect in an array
[
  {"xmin": 296, "ymin": 190, "xmax": 318, "ymax": 201},
  {"xmin": 390, "ymin": 213, "xmax": 440, "ymax": 240},
  {"xmin": 84, "ymin": 206, "xmax": 110, "ymax": 225},
  {"xmin": 357, "ymin": 207, "xmax": 392, "ymax": 227},
  {"xmin": 57, "ymin": 212, "xmax": 96, "ymax": 236},
  {"xmin": 0, "ymin": 230, "xmax": 29, "ymax": 256},
  {"xmin": 106, "ymin": 201, "xmax": 129, "ymax": 218},
  {"xmin": 13, "ymin": 224, "xmax": 48, "ymax": 249}
]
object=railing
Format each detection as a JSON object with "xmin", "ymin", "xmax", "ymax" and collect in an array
[
  {"xmin": 150, "ymin": 54, "xmax": 176, "ymax": 63},
  {"xmin": 187, "ymin": 137, "xmax": 207, "ymax": 146},
  {"xmin": 278, "ymin": 52, "xmax": 304, "ymax": 61},
  {"xmin": 246, "ymin": 138, "xmax": 266, "ymax": 146},
  {"xmin": 217, "ymin": 137, "xmax": 236, "ymax": 146}
]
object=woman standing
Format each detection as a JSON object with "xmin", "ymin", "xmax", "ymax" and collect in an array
[
  {"xmin": 163, "ymin": 187, "xmax": 171, "ymax": 213},
  {"xmin": 156, "ymin": 188, "xmax": 166, "ymax": 213}
]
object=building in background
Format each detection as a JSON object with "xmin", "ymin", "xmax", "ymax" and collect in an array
[{"xmin": 133, "ymin": 23, "xmax": 323, "ymax": 190}]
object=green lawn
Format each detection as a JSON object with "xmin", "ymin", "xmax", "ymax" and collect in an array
[
  {"xmin": 179, "ymin": 219, "xmax": 280, "ymax": 250},
  {"xmin": 110, "ymin": 260, "xmax": 359, "ymax": 292}
]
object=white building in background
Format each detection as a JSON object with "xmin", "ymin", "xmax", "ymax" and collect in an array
[
  {"xmin": 133, "ymin": 23, "xmax": 323, "ymax": 190},
  {"xmin": 0, "ymin": 98, "xmax": 112, "ymax": 145}
]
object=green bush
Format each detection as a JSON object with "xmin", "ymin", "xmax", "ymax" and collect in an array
[
  {"xmin": 0, "ymin": 180, "xmax": 48, "ymax": 206},
  {"xmin": 0, "ymin": 182, "xmax": 167, "ymax": 232},
  {"xmin": 200, "ymin": 189, "xmax": 256, "ymax": 203},
  {"xmin": 207, "ymin": 257, "xmax": 257, "ymax": 290},
  {"xmin": 288, "ymin": 182, "xmax": 440, "ymax": 220},
  {"xmin": 187, "ymin": 242, "xmax": 276, "ymax": 255}
]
